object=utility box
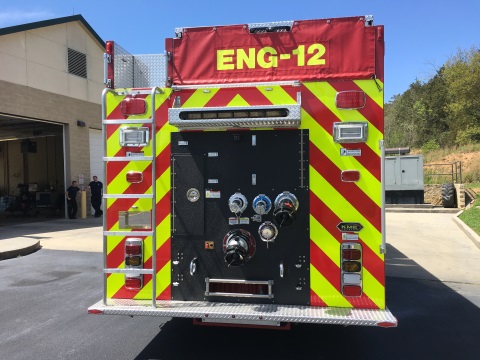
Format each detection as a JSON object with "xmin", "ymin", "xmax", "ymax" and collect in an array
[{"xmin": 385, "ymin": 155, "xmax": 424, "ymax": 204}]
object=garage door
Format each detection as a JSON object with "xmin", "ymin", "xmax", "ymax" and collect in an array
[{"xmin": 89, "ymin": 129, "xmax": 103, "ymax": 215}]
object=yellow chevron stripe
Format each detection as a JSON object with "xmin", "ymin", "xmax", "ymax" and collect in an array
[
  {"xmin": 106, "ymin": 91, "xmax": 124, "ymax": 117},
  {"xmin": 310, "ymin": 264, "xmax": 352, "ymax": 308},
  {"xmin": 362, "ymin": 268, "xmax": 385, "ymax": 309},
  {"xmin": 303, "ymin": 82, "xmax": 383, "ymax": 156},
  {"xmin": 354, "ymin": 79, "xmax": 384, "ymax": 109},
  {"xmin": 155, "ymin": 261, "xmax": 171, "ymax": 297},
  {"xmin": 258, "ymin": 85, "xmax": 297, "ymax": 104},
  {"xmin": 107, "ymin": 273, "xmax": 124, "ymax": 298},
  {"xmin": 303, "ymin": 111, "xmax": 381, "ymax": 206},
  {"xmin": 310, "ymin": 215, "xmax": 340, "ymax": 267},
  {"xmin": 106, "ymin": 235, "xmax": 124, "ymax": 254},
  {"xmin": 309, "ymin": 167, "xmax": 383, "ymax": 261},
  {"xmin": 156, "ymin": 167, "xmax": 171, "ymax": 204},
  {"xmin": 228, "ymin": 94, "xmax": 250, "ymax": 107},
  {"xmin": 183, "ymin": 88, "xmax": 219, "ymax": 107},
  {"xmin": 107, "ymin": 162, "xmax": 152, "ymax": 195}
]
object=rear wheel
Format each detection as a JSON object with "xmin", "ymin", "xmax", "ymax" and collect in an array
[{"xmin": 441, "ymin": 183, "xmax": 456, "ymax": 208}]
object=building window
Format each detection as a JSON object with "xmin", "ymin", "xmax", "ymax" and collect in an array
[{"xmin": 68, "ymin": 48, "xmax": 87, "ymax": 78}]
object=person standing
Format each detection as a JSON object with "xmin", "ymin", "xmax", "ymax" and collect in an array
[
  {"xmin": 65, "ymin": 181, "xmax": 81, "ymax": 219},
  {"xmin": 87, "ymin": 175, "xmax": 103, "ymax": 217}
]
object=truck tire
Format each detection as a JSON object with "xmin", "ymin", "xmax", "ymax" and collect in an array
[{"xmin": 441, "ymin": 183, "xmax": 456, "ymax": 208}]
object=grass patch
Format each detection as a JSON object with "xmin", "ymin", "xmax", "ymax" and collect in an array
[
  {"xmin": 465, "ymin": 182, "xmax": 480, "ymax": 189},
  {"xmin": 459, "ymin": 206, "xmax": 480, "ymax": 236}
]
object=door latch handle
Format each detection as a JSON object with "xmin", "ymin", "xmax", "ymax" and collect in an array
[{"xmin": 190, "ymin": 257, "xmax": 197, "ymax": 276}]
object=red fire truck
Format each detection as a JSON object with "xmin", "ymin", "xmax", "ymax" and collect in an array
[{"xmin": 88, "ymin": 15, "xmax": 397, "ymax": 328}]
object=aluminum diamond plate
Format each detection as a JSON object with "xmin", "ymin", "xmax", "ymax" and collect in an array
[
  {"xmin": 89, "ymin": 299, "xmax": 397, "ymax": 327},
  {"xmin": 113, "ymin": 43, "xmax": 167, "ymax": 88}
]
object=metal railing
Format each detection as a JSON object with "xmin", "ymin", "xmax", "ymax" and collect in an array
[{"xmin": 424, "ymin": 161, "xmax": 462, "ymax": 184}]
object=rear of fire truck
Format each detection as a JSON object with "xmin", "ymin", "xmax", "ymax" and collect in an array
[{"xmin": 88, "ymin": 15, "xmax": 397, "ymax": 328}]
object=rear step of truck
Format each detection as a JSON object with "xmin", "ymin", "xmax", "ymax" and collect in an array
[{"xmin": 88, "ymin": 299, "xmax": 397, "ymax": 328}]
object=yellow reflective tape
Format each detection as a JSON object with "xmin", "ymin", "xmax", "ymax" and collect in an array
[
  {"xmin": 106, "ymin": 235, "xmax": 125, "ymax": 254},
  {"xmin": 303, "ymin": 82, "xmax": 382, "ymax": 156},
  {"xmin": 106, "ymin": 126, "xmax": 123, "ymax": 158},
  {"xmin": 310, "ymin": 264, "xmax": 352, "ymax": 308},
  {"xmin": 354, "ymin": 79, "xmax": 384, "ymax": 109},
  {"xmin": 106, "ymin": 92, "xmax": 124, "ymax": 117},
  {"xmin": 310, "ymin": 167, "xmax": 383, "ymax": 260},
  {"xmin": 310, "ymin": 215, "xmax": 340, "ymax": 267},
  {"xmin": 304, "ymin": 112, "xmax": 381, "ymax": 206},
  {"xmin": 155, "ymin": 215, "xmax": 171, "ymax": 249},
  {"xmin": 155, "ymin": 261, "xmax": 171, "ymax": 297},
  {"xmin": 107, "ymin": 273, "xmax": 124, "ymax": 298},
  {"xmin": 183, "ymin": 88, "xmax": 219, "ymax": 108},
  {"xmin": 362, "ymin": 268, "xmax": 386, "ymax": 309},
  {"xmin": 156, "ymin": 167, "xmax": 171, "ymax": 204},
  {"xmin": 228, "ymin": 94, "xmax": 250, "ymax": 107},
  {"xmin": 258, "ymin": 85, "xmax": 297, "ymax": 104}
]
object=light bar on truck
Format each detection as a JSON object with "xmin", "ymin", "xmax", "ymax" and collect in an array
[
  {"xmin": 119, "ymin": 127, "xmax": 149, "ymax": 147},
  {"xmin": 335, "ymin": 91, "xmax": 366, "ymax": 109},
  {"xmin": 333, "ymin": 122, "xmax": 368, "ymax": 143},
  {"xmin": 168, "ymin": 96, "xmax": 301, "ymax": 130}
]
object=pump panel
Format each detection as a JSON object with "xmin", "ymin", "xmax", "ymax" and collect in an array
[{"xmin": 170, "ymin": 130, "xmax": 310, "ymax": 305}]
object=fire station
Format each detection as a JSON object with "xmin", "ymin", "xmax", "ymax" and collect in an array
[{"xmin": 0, "ymin": 15, "xmax": 104, "ymax": 220}]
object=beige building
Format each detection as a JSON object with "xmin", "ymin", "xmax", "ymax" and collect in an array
[{"xmin": 0, "ymin": 15, "xmax": 105, "ymax": 219}]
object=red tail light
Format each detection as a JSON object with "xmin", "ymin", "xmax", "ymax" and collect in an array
[
  {"xmin": 125, "ymin": 277, "xmax": 142, "ymax": 290},
  {"xmin": 342, "ymin": 285, "xmax": 362, "ymax": 296},
  {"xmin": 125, "ymin": 243, "xmax": 142, "ymax": 255},
  {"xmin": 335, "ymin": 91, "xmax": 366, "ymax": 109},
  {"xmin": 120, "ymin": 97, "xmax": 147, "ymax": 116},
  {"xmin": 342, "ymin": 248, "xmax": 361, "ymax": 260},
  {"xmin": 341, "ymin": 170, "xmax": 360, "ymax": 182},
  {"xmin": 126, "ymin": 171, "xmax": 143, "ymax": 184}
]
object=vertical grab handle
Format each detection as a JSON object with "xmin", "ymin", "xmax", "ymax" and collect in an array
[
  {"xmin": 190, "ymin": 258, "xmax": 197, "ymax": 276},
  {"xmin": 279, "ymin": 261, "xmax": 284, "ymax": 278}
]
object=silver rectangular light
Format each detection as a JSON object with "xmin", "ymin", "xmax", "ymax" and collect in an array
[
  {"xmin": 333, "ymin": 122, "xmax": 368, "ymax": 143},
  {"xmin": 119, "ymin": 127, "xmax": 149, "ymax": 147}
]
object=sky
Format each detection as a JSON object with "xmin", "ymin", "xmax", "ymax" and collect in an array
[{"xmin": 0, "ymin": 0, "xmax": 479, "ymax": 102}]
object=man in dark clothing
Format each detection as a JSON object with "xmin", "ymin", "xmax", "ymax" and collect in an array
[
  {"xmin": 65, "ymin": 181, "xmax": 81, "ymax": 219},
  {"xmin": 87, "ymin": 176, "xmax": 103, "ymax": 217}
]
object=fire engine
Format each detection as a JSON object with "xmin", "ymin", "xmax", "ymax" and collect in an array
[{"xmin": 88, "ymin": 15, "xmax": 398, "ymax": 328}]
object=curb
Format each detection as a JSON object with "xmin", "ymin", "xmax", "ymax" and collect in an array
[
  {"xmin": 0, "ymin": 241, "xmax": 42, "ymax": 261},
  {"xmin": 453, "ymin": 210, "xmax": 480, "ymax": 250}
]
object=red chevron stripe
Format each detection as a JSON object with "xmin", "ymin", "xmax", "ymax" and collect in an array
[
  {"xmin": 309, "ymin": 142, "xmax": 381, "ymax": 232},
  {"xmin": 155, "ymin": 192, "xmax": 171, "ymax": 227},
  {"xmin": 310, "ymin": 192, "xmax": 385, "ymax": 288},
  {"xmin": 157, "ymin": 285, "xmax": 171, "ymax": 300},
  {"xmin": 301, "ymin": 86, "xmax": 380, "ymax": 181},
  {"xmin": 204, "ymin": 87, "xmax": 273, "ymax": 107},
  {"xmin": 328, "ymin": 81, "xmax": 383, "ymax": 132},
  {"xmin": 310, "ymin": 240, "xmax": 341, "ymax": 291},
  {"xmin": 310, "ymin": 236, "xmax": 379, "ymax": 309},
  {"xmin": 154, "ymin": 98, "xmax": 170, "ymax": 128}
]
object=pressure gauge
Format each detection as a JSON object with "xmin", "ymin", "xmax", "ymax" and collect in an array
[
  {"xmin": 186, "ymin": 188, "xmax": 200, "ymax": 202},
  {"xmin": 258, "ymin": 221, "xmax": 278, "ymax": 243}
]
